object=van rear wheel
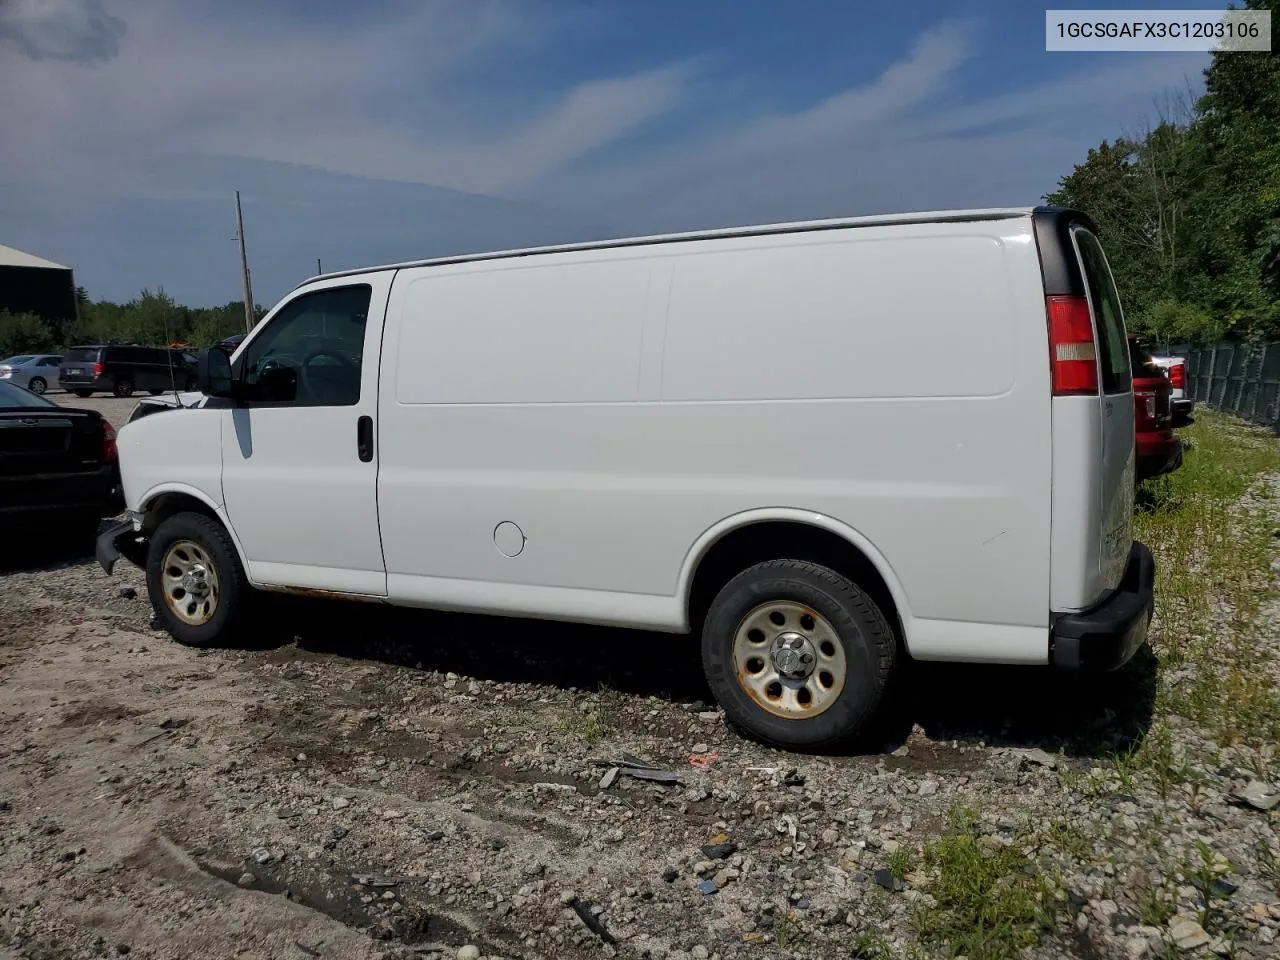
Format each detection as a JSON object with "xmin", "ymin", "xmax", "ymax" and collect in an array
[
  {"xmin": 146, "ymin": 511, "xmax": 250, "ymax": 647},
  {"xmin": 701, "ymin": 560, "xmax": 896, "ymax": 750}
]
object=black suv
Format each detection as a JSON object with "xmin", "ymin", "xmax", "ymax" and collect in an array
[{"xmin": 59, "ymin": 345, "xmax": 198, "ymax": 398}]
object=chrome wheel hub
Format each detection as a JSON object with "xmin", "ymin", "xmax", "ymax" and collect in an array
[
  {"xmin": 161, "ymin": 540, "xmax": 220, "ymax": 626},
  {"xmin": 771, "ymin": 632, "xmax": 817, "ymax": 679},
  {"xmin": 731, "ymin": 601, "xmax": 847, "ymax": 720}
]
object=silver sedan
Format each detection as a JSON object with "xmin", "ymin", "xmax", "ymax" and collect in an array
[{"xmin": 0, "ymin": 354, "xmax": 63, "ymax": 395}]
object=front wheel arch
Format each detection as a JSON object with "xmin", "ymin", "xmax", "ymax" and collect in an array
[{"xmin": 139, "ymin": 489, "xmax": 254, "ymax": 584}]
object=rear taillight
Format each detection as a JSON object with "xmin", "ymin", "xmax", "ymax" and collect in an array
[
  {"xmin": 103, "ymin": 423, "xmax": 117, "ymax": 462},
  {"xmin": 1169, "ymin": 362, "xmax": 1185, "ymax": 389},
  {"xmin": 93, "ymin": 361, "xmax": 104, "ymax": 377},
  {"xmin": 1046, "ymin": 296, "xmax": 1098, "ymax": 396},
  {"xmin": 1134, "ymin": 390, "xmax": 1157, "ymax": 424}
]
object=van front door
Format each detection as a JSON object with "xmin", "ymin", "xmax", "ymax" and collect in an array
[
  {"xmin": 219, "ymin": 275, "xmax": 391, "ymax": 595},
  {"xmin": 1072, "ymin": 227, "xmax": 1134, "ymax": 590}
]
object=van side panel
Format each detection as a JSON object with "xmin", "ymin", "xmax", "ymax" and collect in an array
[
  {"xmin": 1048, "ymin": 397, "xmax": 1106, "ymax": 611},
  {"xmin": 377, "ymin": 220, "xmax": 1053, "ymax": 660}
]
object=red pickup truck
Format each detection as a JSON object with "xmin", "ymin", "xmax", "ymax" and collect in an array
[{"xmin": 1129, "ymin": 336, "xmax": 1183, "ymax": 482}]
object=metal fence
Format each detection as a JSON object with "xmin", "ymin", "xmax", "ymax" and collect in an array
[{"xmin": 1174, "ymin": 341, "xmax": 1280, "ymax": 432}]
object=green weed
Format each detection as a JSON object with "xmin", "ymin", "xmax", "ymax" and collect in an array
[
  {"xmin": 914, "ymin": 816, "xmax": 1055, "ymax": 960},
  {"xmin": 773, "ymin": 911, "xmax": 808, "ymax": 951},
  {"xmin": 887, "ymin": 846, "xmax": 914, "ymax": 880},
  {"xmin": 849, "ymin": 930, "xmax": 895, "ymax": 960}
]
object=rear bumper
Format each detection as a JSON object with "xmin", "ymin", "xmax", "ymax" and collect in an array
[
  {"xmin": 58, "ymin": 376, "xmax": 108, "ymax": 391},
  {"xmin": 0, "ymin": 466, "xmax": 119, "ymax": 518},
  {"xmin": 1171, "ymin": 399, "xmax": 1194, "ymax": 428},
  {"xmin": 1137, "ymin": 439, "xmax": 1183, "ymax": 481},
  {"xmin": 1051, "ymin": 542, "xmax": 1154, "ymax": 671}
]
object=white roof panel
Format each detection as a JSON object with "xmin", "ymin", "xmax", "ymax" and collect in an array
[
  {"xmin": 297, "ymin": 207, "xmax": 1037, "ymax": 289},
  {"xmin": 0, "ymin": 244, "xmax": 70, "ymax": 270}
]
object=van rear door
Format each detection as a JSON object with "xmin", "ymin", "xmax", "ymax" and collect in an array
[{"xmin": 1070, "ymin": 226, "xmax": 1134, "ymax": 592}]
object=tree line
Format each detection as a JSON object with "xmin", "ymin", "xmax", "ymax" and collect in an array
[
  {"xmin": 1046, "ymin": 0, "xmax": 1279, "ymax": 345},
  {"xmin": 0, "ymin": 288, "xmax": 264, "ymax": 360}
]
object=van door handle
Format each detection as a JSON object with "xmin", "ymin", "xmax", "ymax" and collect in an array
[{"xmin": 357, "ymin": 416, "xmax": 374, "ymax": 462}]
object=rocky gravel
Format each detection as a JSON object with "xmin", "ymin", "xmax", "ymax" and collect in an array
[{"xmin": 1, "ymin": 481, "xmax": 1278, "ymax": 958}]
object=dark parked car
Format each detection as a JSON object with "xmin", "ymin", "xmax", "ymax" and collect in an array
[
  {"xmin": 59, "ymin": 344, "xmax": 198, "ymax": 398},
  {"xmin": 0, "ymin": 380, "xmax": 121, "ymax": 529},
  {"xmin": 1129, "ymin": 336, "xmax": 1182, "ymax": 482}
]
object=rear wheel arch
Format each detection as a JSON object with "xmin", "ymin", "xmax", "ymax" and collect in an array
[{"xmin": 682, "ymin": 512, "xmax": 908, "ymax": 645}]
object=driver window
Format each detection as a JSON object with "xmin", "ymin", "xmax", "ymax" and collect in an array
[{"xmin": 239, "ymin": 285, "xmax": 371, "ymax": 406}]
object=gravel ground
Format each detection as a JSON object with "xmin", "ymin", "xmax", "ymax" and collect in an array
[{"xmin": 1, "ymin": 426, "xmax": 1277, "ymax": 960}]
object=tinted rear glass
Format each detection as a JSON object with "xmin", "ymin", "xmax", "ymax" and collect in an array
[
  {"xmin": 0, "ymin": 380, "xmax": 55, "ymax": 407},
  {"xmin": 1071, "ymin": 229, "xmax": 1131, "ymax": 394},
  {"xmin": 64, "ymin": 348, "xmax": 101, "ymax": 363},
  {"xmin": 1128, "ymin": 340, "xmax": 1162, "ymax": 377}
]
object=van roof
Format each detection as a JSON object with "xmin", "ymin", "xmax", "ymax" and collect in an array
[{"xmin": 295, "ymin": 206, "xmax": 1039, "ymax": 289}]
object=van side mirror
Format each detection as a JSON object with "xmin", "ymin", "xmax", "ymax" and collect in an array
[{"xmin": 197, "ymin": 345, "xmax": 235, "ymax": 397}]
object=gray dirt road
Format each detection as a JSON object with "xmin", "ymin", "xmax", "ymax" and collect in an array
[{"xmin": 5, "ymin": 552, "xmax": 1256, "ymax": 960}]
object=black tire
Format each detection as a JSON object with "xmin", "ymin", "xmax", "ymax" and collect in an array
[
  {"xmin": 28, "ymin": 377, "xmax": 47, "ymax": 395},
  {"xmin": 113, "ymin": 379, "xmax": 134, "ymax": 398},
  {"xmin": 74, "ymin": 389, "xmax": 93, "ymax": 398},
  {"xmin": 701, "ymin": 560, "xmax": 896, "ymax": 750},
  {"xmin": 148, "ymin": 388, "xmax": 164, "ymax": 395},
  {"xmin": 146, "ymin": 511, "xmax": 251, "ymax": 647}
]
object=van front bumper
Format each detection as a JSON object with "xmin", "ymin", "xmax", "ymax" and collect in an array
[
  {"xmin": 96, "ymin": 513, "xmax": 148, "ymax": 575},
  {"xmin": 1050, "ymin": 542, "xmax": 1154, "ymax": 671}
]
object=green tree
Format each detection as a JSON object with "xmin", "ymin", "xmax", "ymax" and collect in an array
[
  {"xmin": 1180, "ymin": 0, "xmax": 1280, "ymax": 337},
  {"xmin": 0, "ymin": 311, "xmax": 57, "ymax": 358},
  {"xmin": 1047, "ymin": 1, "xmax": 1280, "ymax": 342}
]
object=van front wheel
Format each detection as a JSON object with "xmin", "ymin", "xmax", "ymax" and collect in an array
[
  {"xmin": 701, "ymin": 560, "xmax": 896, "ymax": 750},
  {"xmin": 146, "ymin": 511, "xmax": 250, "ymax": 647}
]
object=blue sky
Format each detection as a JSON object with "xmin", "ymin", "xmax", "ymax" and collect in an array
[{"xmin": 0, "ymin": 0, "xmax": 1213, "ymax": 306}]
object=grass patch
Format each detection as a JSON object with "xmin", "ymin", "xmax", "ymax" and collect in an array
[
  {"xmin": 1137, "ymin": 885, "xmax": 1177, "ymax": 928},
  {"xmin": 1256, "ymin": 841, "xmax": 1280, "ymax": 895},
  {"xmin": 1136, "ymin": 411, "xmax": 1280, "ymax": 746},
  {"xmin": 914, "ymin": 811, "xmax": 1055, "ymax": 960},
  {"xmin": 557, "ymin": 684, "xmax": 619, "ymax": 744},
  {"xmin": 849, "ymin": 930, "xmax": 895, "ymax": 960},
  {"xmin": 1044, "ymin": 820, "xmax": 1095, "ymax": 862},
  {"xmin": 887, "ymin": 846, "xmax": 914, "ymax": 880},
  {"xmin": 773, "ymin": 911, "xmax": 808, "ymax": 951}
]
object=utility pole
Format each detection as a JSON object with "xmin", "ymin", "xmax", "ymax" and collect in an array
[
  {"xmin": 316, "ymin": 258, "xmax": 322, "ymax": 276},
  {"xmin": 234, "ymin": 190, "xmax": 255, "ymax": 334}
]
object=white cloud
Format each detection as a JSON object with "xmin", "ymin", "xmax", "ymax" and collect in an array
[
  {"xmin": 0, "ymin": 0, "xmax": 691, "ymax": 197},
  {"xmin": 0, "ymin": 0, "xmax": 125, "ymax": 62},
  {"xmin": 531, "ymin": 36, "xmax": 1205, "ymax": 233}
]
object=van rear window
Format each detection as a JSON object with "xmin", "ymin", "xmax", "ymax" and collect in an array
[
  {"xmin": 1071, "ymin": 229, "xmax": 1131, "ymax": 395},
  {"xmin": 64, "ymin": 348, "xmax": 100, "ymax": 363}
]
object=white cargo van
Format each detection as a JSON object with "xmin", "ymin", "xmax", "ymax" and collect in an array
[{"xmin": 98, "ymin": 206, "xmax": 1153, "ymax": 749}]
